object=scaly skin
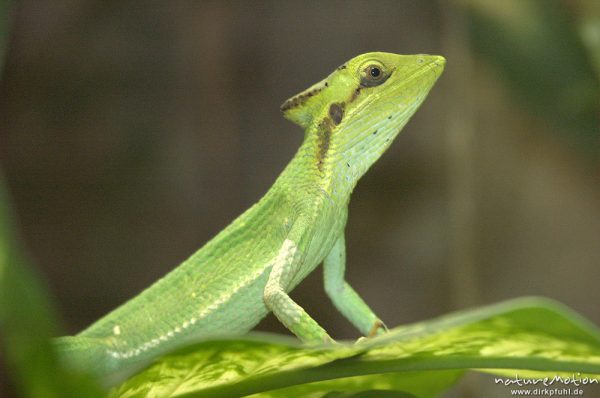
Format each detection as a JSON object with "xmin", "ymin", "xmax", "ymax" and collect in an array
[{"xmin": 55, "ymin": 52, "xmax": 445, "ymax": 383}]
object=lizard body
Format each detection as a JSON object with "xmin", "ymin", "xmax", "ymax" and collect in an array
[{"xmin": 55, "ymin": 52, "xmax": 445, "ymax": 381}]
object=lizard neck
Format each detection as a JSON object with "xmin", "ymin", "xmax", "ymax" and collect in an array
[
  {"xmin": 286, "ymin": 101, "xmax": 421, "ymax": 205},
  {"xmin": 276, "ymin": 125, "xmax": 369, "ymax": 208}
]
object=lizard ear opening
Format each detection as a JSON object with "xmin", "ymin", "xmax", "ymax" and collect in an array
[{"xmin": 280, "ymin": 79, "xmax": 328, "ymax": 130}]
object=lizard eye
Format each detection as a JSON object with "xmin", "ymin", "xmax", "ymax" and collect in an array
[
  {"xmin": 369, "ymin": 66, "xmax": 381, "ymax": 78},
  {"xmin": 360, "ymin": 62, "xmax": 391, "ymax": 88}
]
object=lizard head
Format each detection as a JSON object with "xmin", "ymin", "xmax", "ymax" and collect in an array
[{"xmin": 281, "ymin": 52, "xmax": 444, "ymax": 178}]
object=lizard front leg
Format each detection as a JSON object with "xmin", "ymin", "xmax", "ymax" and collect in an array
[
  {"xmin": 323, "ymin": 234, "xmax": 387, "ymax": 337},
  {"xmin": 264, "ymin": 237, "xmax": 333, "ymax": 344}
]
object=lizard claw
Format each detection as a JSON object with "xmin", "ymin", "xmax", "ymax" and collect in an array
[
  {"xmin": 355, "ymin": 319, "xmax": 388, "ymax": 344},
  {"xmin": 368, "ymin": 319, "xmax": 388, "ymax": 338},
  {"xmin": 355, "ymin": 336, "xmax": 368, "ymax": 344}
]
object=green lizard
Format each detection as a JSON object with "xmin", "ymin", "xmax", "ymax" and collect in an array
[{"xmin": 55, "ymin": 52, "xmax": 445, "ymax": 382}]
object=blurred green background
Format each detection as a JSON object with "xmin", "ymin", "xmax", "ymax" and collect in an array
[{"xmin": 1, "ymin": 1, "xmax": 599, "ymax": 397}]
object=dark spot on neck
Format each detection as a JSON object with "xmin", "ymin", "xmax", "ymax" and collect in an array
[
  {"xmin": 328, "ymin": 103, "xmax": 344, "ymax": 125},
  {"xmin": 316, "ymin": 119, "xmax": 333, "ymax": 172}
]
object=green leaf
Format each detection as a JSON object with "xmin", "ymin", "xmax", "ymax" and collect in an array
[
  {"xmin": 109, "ymin": 297, "xmax": 600, "ymax": 398},
  {"xmin": 247, "ymin": 370, "xmax": 463, "ymax": 398},
  {"xmin": 0, "ymin": 175, "xmax": 103, "ymax": 397},
  {"xmin": 320, "ymin": 388, "xmax": 419, "ymax": 398}
]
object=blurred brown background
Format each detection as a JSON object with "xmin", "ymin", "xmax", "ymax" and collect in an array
[{"xmin": 1, "ymin": 1, "xmax": 599, "ymax": 397}]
